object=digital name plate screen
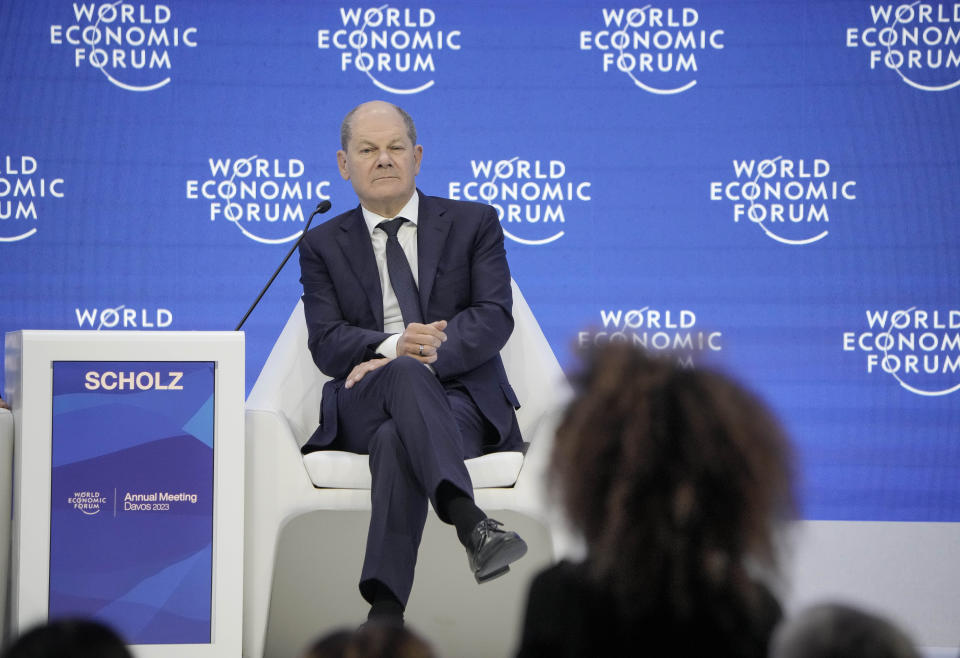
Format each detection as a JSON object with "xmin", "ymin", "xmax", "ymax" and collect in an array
[{"xmin": 49, "ymin": 361, "xmax": 215, "ymax": 645}]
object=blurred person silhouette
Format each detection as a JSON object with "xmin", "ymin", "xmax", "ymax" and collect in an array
[
  {"xmin": 770, "ymin": 602, "xmax": 921, "ymax": 658},
  {"xmin": 2, "ymin": 618, "xmax": 132, "ymax": 658},
  {"xmin": 302, "ymin": 628, "xmax": 352, "ymax": 658},
  {"xmin": 0, "ymin": 396, "xmax": 9, "ymax": 410},
  {"xmin": 516, "ymin": 343, "xmax": 795, "ymax": 657},
  {"xmin": 302, "ymin": 622, "xmax": 436, "ymax": 658}
]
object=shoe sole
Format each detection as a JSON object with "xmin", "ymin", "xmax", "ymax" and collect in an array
[
  {"xmin": 474, "ymin": 536, "xmax": 528, "ymax": 584},
  {"xmin": 475, "ymin": 565, "xmax": 510, "ymax": 584}
]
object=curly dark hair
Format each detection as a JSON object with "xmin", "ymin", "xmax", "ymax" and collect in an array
[
  {"xmin": 302, "ymin": 624, "xmax": 435, "ymax": 658},
  {"xmin": 771, "ymin": 602, "xmax": 921, "ymax": 658},
  {"xmin": 3, "ymin": 618, "xmax": 132, "ymax": 658},
  {"xmin": 551, "ymin": 343, "xmax": 795, "ymax": 621}
]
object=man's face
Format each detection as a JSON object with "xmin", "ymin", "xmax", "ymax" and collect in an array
[{"xmin": 337, "ymin": 103, "xmax": 423, "ymax": 217}]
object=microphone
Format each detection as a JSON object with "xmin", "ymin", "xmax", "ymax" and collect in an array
[{"xmin": 234, "ymin": 200, "xmax": 332, "ymax": 331}]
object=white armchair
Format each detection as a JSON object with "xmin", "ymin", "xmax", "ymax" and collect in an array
[{"xmin": 243, "ymin": 281, "xmax": 569, "ymax": 658}]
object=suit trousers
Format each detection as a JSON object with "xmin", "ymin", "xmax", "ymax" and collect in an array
[{"xmin": 330, "ymin": 356, "xmax": 492, "ymax": 606}]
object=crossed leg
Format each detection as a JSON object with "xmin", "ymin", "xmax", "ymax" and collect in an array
[{"xmin": 332, "ymin": 357, "xmax": 489, "ymax": 607}]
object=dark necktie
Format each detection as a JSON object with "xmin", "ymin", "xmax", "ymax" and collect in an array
[{"xmin": 377, "ymin": 217, "xmax": 423, "ymax": 326}]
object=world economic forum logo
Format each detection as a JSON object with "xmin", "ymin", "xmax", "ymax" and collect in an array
[
  {"xmin": 316, "ymin": 4, "xmax": 462, "ymax": 94},
  {"xmin": 578, "ymin": 306, "xmax": 723, "ymax": 367},
  {"xmin": 0, "ymin": 155, "xmax": 65, "ymax": 243},
  {"xmin": 185, "ymin": 155, "xmax": 332, "ymax": 245},
  {"xmin": 579, "ymin": 5, "xmax": 725, "ymax": 94},
  {"xmin": 75, "ymin": 305, "xmax": 173, "ymax": 329},
  {"xmin": 68, "ymin": 490, "xmax": 108, "ymax": 516},
  {"xmin": 845, "ymin": 2, "xmax": 960, "ymax": 92},
  {"xmin": 447, "ymin": 157, "xmax": 591, "ymax": 246},
  {"xmin": 843, "ymin": 307, "xmax": 960, "ymax": 396},
  {"xmin": 48, "ymin": 1, "xmax": 199, "ymax": 92},
  {"xmin": 709, "ymin": 156, "xmax": 857, "ymax": 246}
]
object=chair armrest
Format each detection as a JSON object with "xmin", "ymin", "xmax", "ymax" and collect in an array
[
  {"xmin": 513, "ymin": 400, "xmax": 563, "ymax": 483},
  {"xmin": 244, "ymin": 409, "xmax": 316, "ymax": 502}
]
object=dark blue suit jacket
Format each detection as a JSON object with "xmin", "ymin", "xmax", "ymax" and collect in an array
[{"xmin": 298, "ymin": 191, "xmax": 522, "ymax": 454}]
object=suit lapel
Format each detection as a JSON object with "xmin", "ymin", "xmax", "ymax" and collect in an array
[
  {"xmin": 416, "ymin": 193, "xmax": 451, "ymax": 316},
  {"xmin": 336, "ymin": 207, "xmax": 384, "ymax": 328}
]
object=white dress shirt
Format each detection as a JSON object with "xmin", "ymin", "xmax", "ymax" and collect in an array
[{"xmin": 361, "ymin": 191, "xmax": 420, "ymax": 359}]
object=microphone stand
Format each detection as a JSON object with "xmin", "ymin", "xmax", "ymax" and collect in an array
[{"xmin": 234, "ymin": 200, "xmax": 332, "ymax": 331}]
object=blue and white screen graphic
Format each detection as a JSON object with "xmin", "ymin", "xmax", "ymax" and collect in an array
[
  {"xmin": 50, "ymin": 361, "xmax": 215, "ymax": 645},
  {"xmin": 2, "ymin": 1, "xmax": 959, "ymax": 523}
]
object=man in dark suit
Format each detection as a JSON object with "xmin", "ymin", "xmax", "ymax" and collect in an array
[{"xmin": 297, "ymin": 101, "xmax": 527, "ymax": 626}]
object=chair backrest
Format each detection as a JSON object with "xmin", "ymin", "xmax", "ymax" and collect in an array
[{"xmin": 246, "ymin": 280, "xmax": 568, "ymax": 447}]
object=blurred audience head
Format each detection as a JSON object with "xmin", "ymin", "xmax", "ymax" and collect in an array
[
  {"xmin": 302, "ymin": 623, "xmax": 436, "ymax": 658},
  {"xmin": 2, "ymin": 618, "xmax": 131, "ymax": 658},
  {"xmin": 303, "ymin": 628, "xmax": 352, "ymax": 658},
  {"xmin": 551, "ymin": 343, "xmax": 794, "ymax": 614},
  {"xmin": 770, "ymin": 602, "xmax": 921, "ymax": 658}
]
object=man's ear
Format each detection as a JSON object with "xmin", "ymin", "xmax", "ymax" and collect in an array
[
  {"xmin": 337, "ymin": 150, "xmax": 350, "ymax": 181},
  {"xmin": 413, "ymin": 144, "xmax": 423, "ymax": 175}
]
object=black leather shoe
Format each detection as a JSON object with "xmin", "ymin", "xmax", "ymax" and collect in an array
[{"xmin": 466, "ymin": 518, "xmax": 528, "ymax": 584}]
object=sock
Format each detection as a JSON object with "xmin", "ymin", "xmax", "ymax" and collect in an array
[
  {"xmin": 367, "ymin": 583, "xmax": 404, "ymax": 624},
  {"xmin": 437, "ymin": 481, "xmax": 487, "ymax": 547}
]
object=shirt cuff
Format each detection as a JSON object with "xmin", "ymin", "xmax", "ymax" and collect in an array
[{"xmin": 376, "ymin": 334, "xmax": 400, "ymax": 359}]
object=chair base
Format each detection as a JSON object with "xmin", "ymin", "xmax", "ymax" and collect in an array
[{"xmin": 261, "ymin": 508, "xmax": 553, "ymax": 658}]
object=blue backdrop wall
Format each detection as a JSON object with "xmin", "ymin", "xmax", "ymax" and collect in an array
[{"xmin": 2, "ymin": 0, "xmax": 958, "ymax": 522}]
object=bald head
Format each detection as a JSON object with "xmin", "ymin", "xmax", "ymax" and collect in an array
[
  {"xmin": 335, "ymin": 100, "xmax": 423, "ymax": 217},
  {"xmin": 341, "ymin": 101, "xmax": 417, "ymax": 151}
]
